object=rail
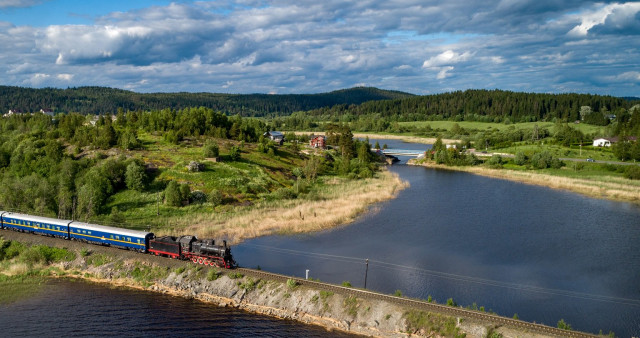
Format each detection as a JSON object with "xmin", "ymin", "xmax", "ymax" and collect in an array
[{"xmin": 236, "ymin": 267, "xmax": 598, "ymax": 338}]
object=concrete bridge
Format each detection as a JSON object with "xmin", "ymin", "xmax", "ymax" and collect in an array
[{"xmin": 373, "ymin": 148, "xmax": 425, "ymax": 157}]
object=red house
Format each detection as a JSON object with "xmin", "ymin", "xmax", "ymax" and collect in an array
[{"xmin": 310, "ymin": 135, "xmax": 326, "ymax": 149}]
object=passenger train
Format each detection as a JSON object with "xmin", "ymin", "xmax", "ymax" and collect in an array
[{"xmin": 0, "ymin": 211, "xmax": 235, "ymax": 268}]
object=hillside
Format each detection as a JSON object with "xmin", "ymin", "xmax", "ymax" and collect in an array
[{"xmin": 0, "ymin": 86, "xmax": 413, "ymax": 116}]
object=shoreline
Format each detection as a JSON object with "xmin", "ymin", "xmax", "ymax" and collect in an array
[
  {"xmin": 177, "ymin": 168, "xmax": 409, "ymax": 244},
  {"xmin": 409, "ymin": 160, "xmax": 640, "ymax": 205}
]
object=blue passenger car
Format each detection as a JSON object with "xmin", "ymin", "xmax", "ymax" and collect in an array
[
  {"xmin": 69, "ymin": 221, "xmax": 153, "ymax": 252},
  {"xmin": 1, "ymin": 212, "xmax": 71, "ymax": 239}
]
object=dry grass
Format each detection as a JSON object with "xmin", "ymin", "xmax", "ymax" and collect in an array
[
  {"xmin": 162, "ymin": 169, "xmax": 409, "ymax": 243},
  {"xmin": 6, "ymin": 262, "xmax": 30, "ymax": 276},
  {"xmin": 411, "ymin": 161, "xmax": 640, "ymax": 204}
]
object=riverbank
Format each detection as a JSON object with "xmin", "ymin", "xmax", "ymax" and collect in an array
[
  {"xmin": 409, "ymin": 160, "xmax": 640, "ymax": 205},
  {"xmin": 0, "ymin": 234, "xmax": 572, "ymax": 337},
  {"xmin": 173, "ymin": 168, "xmax": 409, "ymax": 243}
]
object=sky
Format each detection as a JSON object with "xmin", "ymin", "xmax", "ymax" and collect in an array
[{"xmin": 0, "ymin": 0, "xmax": 639, "ymax": 96}]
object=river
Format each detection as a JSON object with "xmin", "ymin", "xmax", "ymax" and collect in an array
[
  {"xmin": 234, "ymin": 138, "xmax": 640, "ymax": 337},
  {"xmin": 0, "ymin": 278, "xmax": 356, "ymax": 337}
]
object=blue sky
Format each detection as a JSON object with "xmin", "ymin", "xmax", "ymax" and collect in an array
[{"xmin": 1, "ymin": 0, "xmax": 639, "ymax": 96}]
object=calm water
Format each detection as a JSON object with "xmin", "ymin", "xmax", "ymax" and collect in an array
[
  {"xmin": 0, "ymin": 279, "xmax": 356, "ymax": 337},
  {"xmin": 235, "ymin": 139, "xmax": 640, "ymax": 337}
]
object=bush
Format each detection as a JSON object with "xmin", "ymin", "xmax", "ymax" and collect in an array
[
  {"xmin": 207, "ymin": 269, "xmax": 220, "ymax": 281},
  {"xmin": 272, "ymin": 187, "xmax": 297, "ymax": 200},
  {"xmin": 208, "ymin": 189, "xmax": 223, "ymax": 206},
  {"xmin": 190, "ymin": 190, "xmax": 207, "ymax": 204},
  {"xmin": 125, "ymin": 162, "xmax": 146, "ymax": 191},
  {"xmin": 514, "ymin": 151, "xmax": 527, "ymax": 166},
  {"xmin": 229, "ymin": 146, "xmax": 241, "ymax": 161},
  {"xmin": 287, "ymin": 278, "xmax": 299, "ymax": 289},
  {"xmin": 557, "ymin": 319, "xmax": 572, "ymax": 330},
  {"xmin": 164, "ymin": 181, "xmax": 182, "ymax": 207},
  {"xmin": 394, "ymin": 289, "xmax": 403, "ymax": 297},
  {"xmin": 624, "ymin": 165, "xmax": 640, "ymax": 180},
  {"xmin": 203, "ymin": 141, "xmax": 219, "ymax": 158},
  {"xmin": 341, "ymin": 281, "xmax": 352, "ymax": 287},
  {"xmin": 487, "ymin": 154, "xmax": 503, "ymax": 168}
]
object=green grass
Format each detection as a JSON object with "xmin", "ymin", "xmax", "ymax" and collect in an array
[
  {"xmin": 398, "ymin": 121, "xmax": 606, "ymax": 135},
  {"xmin": 403, "ymin": 310, "xmax": 465, "ymax": 337},
  {"xmin": 90, "ymin": 132, "xmax": 310, "ymax": 231},
  {"xmin": 495, "ymin": 143, "xmax": 617, "ymax": 161}
]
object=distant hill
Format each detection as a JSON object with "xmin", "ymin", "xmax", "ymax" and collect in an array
[
  {"xmin": 622, "ymin": 96, "xmax": 640, "ymax": 102},
  {"xmin": 0, "ymin": 86, "xmax": 414, "ymax": 116}
]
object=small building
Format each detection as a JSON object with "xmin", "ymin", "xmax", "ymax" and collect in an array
[
  {"xmin": 264, "ymin": 131, "xmax": 284, "ymax": 145},
  {"xmin": 593, "ymin": 138, "xmax": 612, "ymax": 147},
  {"xmin": 40, "ymin": 108, "xmax": 54, "ymax": 117},
  {"xmin": 310, "ymin": 135, "xmax": 326, "ymax": 149},
  {"xmin": 593, "ymin": 136, "xmax": 637, "ymax": 147},
  {"xmin": 3, "ymin": 109, "xmax": 23, "ymax": 117}
]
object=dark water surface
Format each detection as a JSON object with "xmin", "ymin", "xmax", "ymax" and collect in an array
[
  {"xmin": 235, "ymin": 139, "xmax": 640, "ymax": 337},
  {"xmin": 0, "ymin": 279, "xmax": 355, "ymax": 337}
]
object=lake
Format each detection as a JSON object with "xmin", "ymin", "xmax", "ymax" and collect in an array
[{"xmin": 235, "ymin": 138, "xmax": 640, "ymax": 337}]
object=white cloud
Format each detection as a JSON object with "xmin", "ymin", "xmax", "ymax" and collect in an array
[
  {"xmin": 436, "ymin": 66, "xmax": 454, "ymax": 79},
  {"xmin": 56, "ymin": 73, "xmax": 73, "ymax": 81},
  {"xmin": 568, "ymin": 2, "xmax": 640, "ymax": 37},
  {"xmin": 0, "ymin": 0, "xmax": 43, "ymax": 9},
  {"xmin": 422, "ymin": 50, "xmax": 472, "ymax": 68},
  {"xmin": 0, "ymin": 1, "xmax": 638, "ymax": 95}
]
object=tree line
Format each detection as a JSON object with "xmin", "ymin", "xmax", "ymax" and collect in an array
[{"xmin": 0, "ymin": 86, "xmax": 412, "ymax": 117}]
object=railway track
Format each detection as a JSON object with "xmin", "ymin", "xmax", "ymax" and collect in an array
[
  {"xmin": 237, "ymin": 267, "xmax": 598, "ymax": 338},
  {"xmin": 0, "ymin": 230, "xmax": 598, "ymax": 337}
]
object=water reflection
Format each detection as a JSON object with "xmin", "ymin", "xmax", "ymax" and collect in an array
[{"xmin": 236, "ymin": 138, "xmax": 640, "ymax": 336}]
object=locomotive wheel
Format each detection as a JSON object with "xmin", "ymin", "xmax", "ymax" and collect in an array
[
  {"xmin": 192, "ymin": 257, "xmax": 198, "ymax": 263},
  {"xmin": 198, "ymin": 257, "xmax": 204, "ymax": 264},
  {"xmin": 209, "ymin": 261, "xmax": 216, "ymax": 266}
]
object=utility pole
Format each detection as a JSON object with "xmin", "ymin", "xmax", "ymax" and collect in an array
[
  {"xmin": 156, "ymin": 191, "xmax": 160, "ymax": 216},
  {"xmin": 364, "ymin": 259, "xmax": 369, "ymax": 289}
]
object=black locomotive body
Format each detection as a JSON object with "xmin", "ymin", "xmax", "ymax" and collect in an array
[{"xmin": 149, "ymin": 235, "xmax": 235, "ymax": 268}]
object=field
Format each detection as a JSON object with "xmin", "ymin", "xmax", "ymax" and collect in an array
[{"xmin": 397, "ymin": 121, "xmax": 607, "ymax": 135}]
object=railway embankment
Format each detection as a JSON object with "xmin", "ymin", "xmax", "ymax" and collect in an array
[{"xmin": 1, "ymin": 231, "xmax": 595, "ymax": 338}]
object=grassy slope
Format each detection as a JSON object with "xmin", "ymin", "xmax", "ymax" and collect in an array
[{"xmin": 91, "ymin": 133, "xmax": 408, "ymax": 242}]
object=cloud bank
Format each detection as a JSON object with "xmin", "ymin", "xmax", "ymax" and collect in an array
[{"xmin": 1, "ymin": 0, "xmax": 639, "ymax": 95}]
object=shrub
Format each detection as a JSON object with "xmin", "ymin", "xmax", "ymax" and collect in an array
[
  {"xmin": 229, "ymin": 146, "xmax": 241, "ymax": 161},
  {"xmin": 164, "ymin": 181, "xmax": 182, "ymax": 207},
  {"xmin": 624, "ymin": 165, "xmax": 640, "ymax": 180},
  {"xmin": 228, "ymin": 272, "xmax": 243, "ymax": 279},
  {"xmin": 446, "ymin": 298, "xmax": 457, "ymax": 307},
  {"xmin": 203, "ymin": 141, "xmax": 219, "ymax": 158},
  {"xmin": 557, "ymin": 319, "xmax": 572, "ymax": 330},
  {"xmin": 125, "ymin": 162, "xmax": 146, "ymax": 191},
  {"xmin": 341, "ymin": 281, "xmax": 352, "ymax": 287},
  {"xmin": 207, "ymin": 269, "xmax": 220, "ymax": 281},
  {"xmin": 514, "ymin": 151, "xmax": 527, "ymax": 165},
  {"xmin": 208, "ymin": 189, "xmax": 223, "ymax": 206},
  {"xmin": 190, "ymin": 190, "xmax": 207, "ymax": 204},
  {"xmin": 394, "ymin": 289, "xmax": 403, "ymax": 297},
  {"xmin": 286, "ymin": 278, "xmax": 299, "ymax": 289},
  {"xmin": 272, "ymin": 187, "xmax": 297, "ymax": 200},
  {"xmin": 487, "ymin": 154, "xmax": 503, "ymax": 168}
]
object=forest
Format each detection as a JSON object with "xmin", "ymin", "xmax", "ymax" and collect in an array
[
  {"xmin": 0, "ymin": 107, "xmax": 380, "ymax": 226},
  {"xmin": 0, "ymin": 86, "xmax": 412, "ymax": 117}
]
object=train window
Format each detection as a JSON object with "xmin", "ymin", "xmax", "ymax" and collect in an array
[
  {"xmin": 127, "ymin": 237, "xmax": 131, "ymax": 242},
  {"xmin": 88, "ymin": 231, "xmax": 91, "ymax": 235}
]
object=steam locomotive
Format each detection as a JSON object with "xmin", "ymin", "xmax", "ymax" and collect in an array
[{"xmin": 0, "ymin": 211, "xmax": 236, "ymax": 269}]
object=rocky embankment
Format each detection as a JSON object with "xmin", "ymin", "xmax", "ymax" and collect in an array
[{"xmin": 1, "ymin": 231, "xmax": 569, "ymax": 337}]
